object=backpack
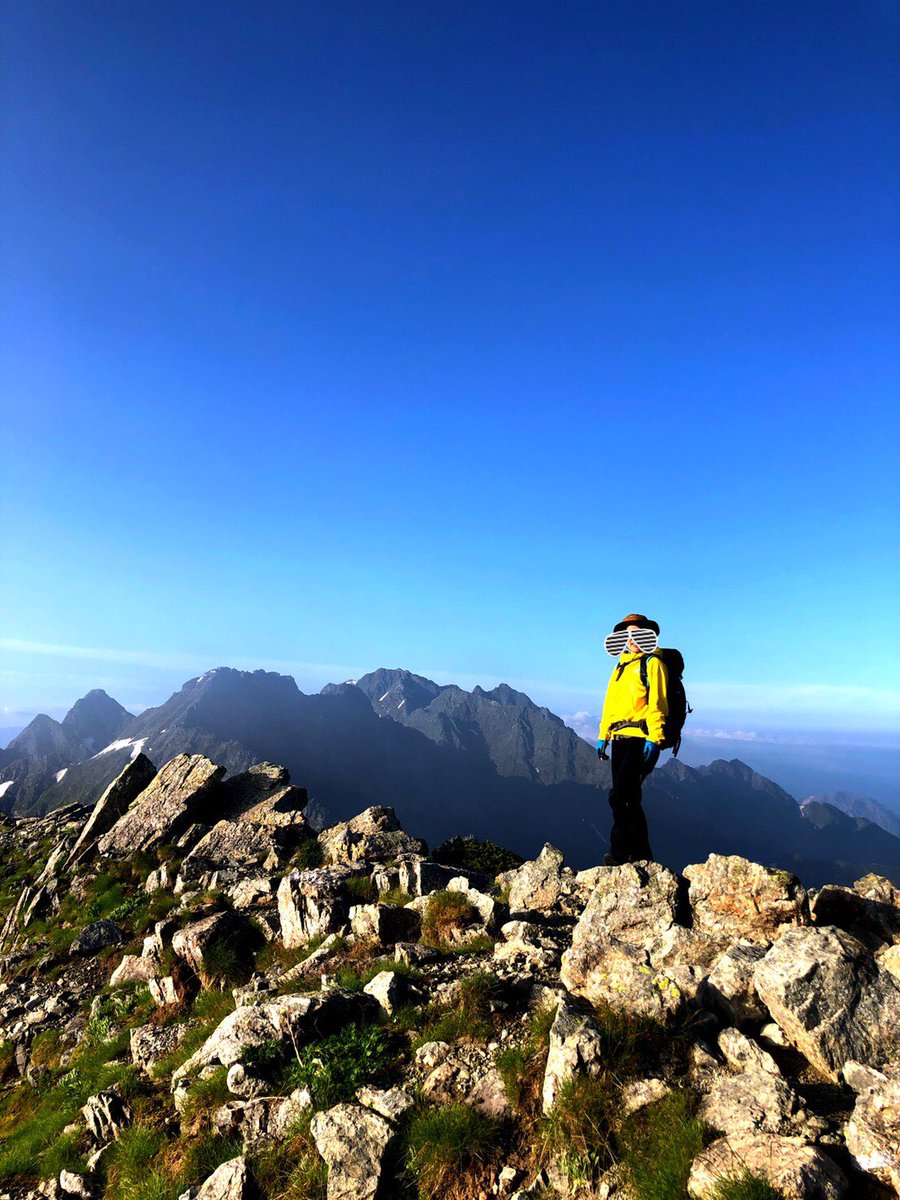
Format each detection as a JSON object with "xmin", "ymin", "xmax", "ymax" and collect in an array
[{"xmin": 639, "ymin": 649, "xmax": 691, "ymax": 756}]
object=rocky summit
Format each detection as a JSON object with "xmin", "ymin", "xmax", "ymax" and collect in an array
[{"xmin": 1, "ymin": 755, "xmax": 899, "ymax": 1200}]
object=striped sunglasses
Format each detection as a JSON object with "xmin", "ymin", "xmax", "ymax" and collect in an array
[{"xmin": 603, "ymin": 627, "xmax": 659, "ymax": 657}]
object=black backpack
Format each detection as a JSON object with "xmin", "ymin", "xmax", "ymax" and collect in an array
[{"xmin": 639, "ymin": 649, "xmax": 692, "ymax": 756}]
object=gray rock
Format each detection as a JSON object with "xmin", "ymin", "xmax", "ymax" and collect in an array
[
  {"xmin": 213, "ymin": 1091, "xmax": 312, "ymax": 1146},
  {"xmin": 842, "ymin": 1060, "xmax": 900, "ymax": 1194},
  {"xmin": 310, "ymin": 1101, "xmax": 395, "ymax": 1200},
  {"xmin": 66, "ymin": 754, "xmax": 158, "ymax": 866},
  {"xmin": 356, "ymin": 1085, "xmax": 414, "ymax": 1122},
  {"xmin": 717, "ymin": 1028, "xmax": 780, "ymax": 1075},
  {"xmin": 130, "ymin": 1023, "xmax": 186, "ymax": 1076},
  {"xmin": 350, "ymin": 902, "xmax": 421, "ymax": 946},
  {"xmin": 397, "ymin": 858, "xmax": 490, "ymax": 897},
  {"xmin": 109, "ymin": 954, "xmax": 160, "ymax": 987},
  {"xmin": 542, "ymin": 999, "xmax": 606, "ymax": 1114},
  {"xmin": 698, "ymin": 1069, "xmax": 809, "ymax": 1137},
  {"xmin": 171, "ymin": 911, "xmax": 248, "ymax": 976},
  {"xmin": 70, "ymin": 920, "xmax": 124, "ymax": 956},
  {"xmin": 81, "ymin": 1086, "xmax": 131, "ymax": 1141},
  {"xmin": 706, "ymin": 941, "xmax": 769, "ymax": 1026},
  {"xmin": 561, "ymin": 933, "xmax": 703, "ymax": 1021},
  {"xmin": 98, "ymin": 755, "xmax": 224, "ymax": 856},
  {"xmin": 277, "ymin": 865, "xmax": 369, "ymax": 948},
  {"xmin": 571, "ymin": 861, "xmax": 682, "ymax": 948},
  {"xmin": 621, "ymin": 1078, "xmax": 671, "ymax": 1115},
  {"xmin": 467, "ymin": 1067, "xmax": 511, "ymax": 1119},
  {"xmin": 688, "ymin": 1134, "xmax": 846, "ymax": 1200},
  {"xmin": 684, "ymin": 855, "xmax": 810, "ymax": 945},
  {"xmin": 179, "ymin": 821, "xmax": 289, "ymax": 883},
  {"xmin": 362, "ymin": 970, "xmax": 406, "ymax": 1015},
  {"xmin": 318, "ymin": 806, "xmax": 427, "ymax": 866},
  {"xmin": 219, "ymin": 762, "xmax": 309, "ymax": 828},
  {"xmin": 226, "ymin": 1063, "xmax": 268, "ymax": 1099},
  {"xmin": 753, "ymin": 926, "xmax": 900, "ymax": 1080},
  {"xmin": 504, "ymin": 843, "xmax": 567, "ymax": 913}
]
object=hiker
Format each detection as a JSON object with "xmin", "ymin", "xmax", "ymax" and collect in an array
[{"xmin": 597, "ymin": 613, "xmax": 669, "ymax": 865}]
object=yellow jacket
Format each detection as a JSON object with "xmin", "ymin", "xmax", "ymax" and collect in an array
[{"xmin": 598, "ymin": 651, "xmax": 669, "ymax": 745}]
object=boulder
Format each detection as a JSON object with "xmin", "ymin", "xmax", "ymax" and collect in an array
[
  {"xmin": 397, "ymin": 858, "xmax": 490, "ymax": 897},
  {"xmin": 130, "ymin": 1024, "xmax": 186, "ymax": 1076},
  {"xmin": 109, "ymin": 953, "xmax": 160, "ymax": 987},
  {"xmin": 504, "ymin": 844, "xmax": 567, "ymax": 912},
  {"xmin": 350, "ymin": 902, "xmax": 421, "ymax": 946},
  {"xmin": 842, "ymin": 1060, "xmax": 900, "ymax": 1194},
  {"xmin": 82, "ymin": 1086, "xmax": 132, "ymax": 1141},
  {"xmin": 698, "ymin": 1070, "xmax": 809, "ymax": 1138},
  {"xmin": 753, "ymin": 926, "xmax": 900, "ymax": 1080},
  {"xmin": 179, "ymin": 821, "xmax": 289, "ymax": 884},
  {"xmin": 70, "ymin": 920, "xmax": 124, "ymax": 956},
  {"xmin": 567, "ymin": 861, "xmax": 682, "ymax": 951},
  {"xmin": 717, "ymin": 1028, "xmax": 780, "ymax": 1076},
  {"xmin": 356, "ymin": 1085, "xmax": 414, "ymax": 1122},
  {"xmin": 171, "ymin": 911, "xmax": 249, "ymax": 976},
  {"xmin": 494, "ymin": 920, "xmax": 561, "ymax": 972},
  {"xmin": 688, "ymin": 1134, "xmax": 846, "ymax": 1200},
  {"xmin": 542, "ymin": 999, "xmax": 605, "ymax": 1113},
  {"xmin": 362, "ymin": 970, "xmax": 406, "ymax": 1015},
  {"xmin": 684, "ymin": 855, "xmax": 809, "ymax": 944},
  {"xmin": 180, "ymin": 1156, "xmax": 249, "ymax": 1200},
  {"xmin": 173, "ymin": 990, "xmax": 379, "ymax": 1077},
  {"xmin": 621, "ymin": 1078, "xmax": 671, "ymax": 1115},
  {"xmin": 706, "ymin": 941, "xmax": 769, "ymax": 1026},
  {"xmin": 561, "ymin": 934, "xmax": 703, "ymax": 1021},
  {"xmin": 66, "ymin": 754, "xmax": 158, "ymax": 865},
  {"xmin": 318, "ymin": 806, "xmax": 427, "ymax": 866},
  {"xmin": 467, "ymin": 1067, "xmax": 512, "ymax": 1119},
  {"xmin": 310, "ymin": 1102, "xmax": 395, "ymax": 1200},
  {"xmin": 98, "ymin": 755, "xmax": 224, "ymax": 856},
  {"xmin": 213, "ymin": 1091, "xmax": 312, "ymax": 1146},
  {"xmin": 811, "ymin": 877, "xmax": 900, "ymax": 950},
  {"xmin": 277, "ymin": 865, "xmax": 369, "ymax": 948},
  {"xmin": 446, "ymin": 877, "xmax": 505, "ymax": 933},
  {"xmin": 219, "ymin": 762, "xmax": 309, "ymax": 828}
]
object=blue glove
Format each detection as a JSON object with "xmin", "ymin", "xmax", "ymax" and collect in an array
[
  {"xmin": 642, "ymin": 740, "xmax": 661, "ymax": 765},
  {"xmin": 597, "ymin": 740, "xmax": 609, "ymax": 761}
]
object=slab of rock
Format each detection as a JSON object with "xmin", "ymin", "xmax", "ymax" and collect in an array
[
  {"xmin": 350, "ymin": 902, "xmax": 421, "ymax": 945},
  {"xmin": 356, "ymin": 1084, "xmax": 414, "ymax": 1122},
  {"xmin": 130, "ymin": 1024, "xmax": 186, "ymax": 1076},
  {"xmin": 70, "ymin": 920, "xmax": 124, "ymax": 955},
  {"xmin": 542, "ymin": 999, "xmax": 605, "ymax": 1113},
  {"xmin": 717, "ymin": 1028, "xmax": 780, "ymax": 1075},
  {"xmin": 213, "ymin": 1091, "xmax": 312, "ymax": 1146},
  {"xmin": 310, "ymin": 1101, "xmax": 395, "ymax": 1200},
  {"xmin": 110, "ymin": 953, "xmax": 160, "ymax": 987},
  {"xmin": 219, "ymin": 762, "xmax": 309, "ymax": 828},
  {"xmin": 171, "ymin": 911, "xmax": 248, "ymax": 975},
  {"xmin": 621, "ymin": 1078, "xmax": 671, "ymax": 1115},
  {"xmin": 173, "ymin": 990, "xmax": 379, "ymax": 1077},
  {"xmin": 397, "ymin": 858, "xmax": 490, "ymax": 897},
  {"xmin": 753, "ymin": 926, "xmax": 900, "ymax": 1080},
  {"xmin": 567, "ymin": 861, "xmax": 681, "ymax": 954},
  {"xmin": 362, "ymin": 970, "xmax": 406, "ymax": 1015},
  {"xmin": 562, "ymin": 933, "xmax": 703, "ymax": 1021},
  {"xmin": 706, "ymin": 941, "xmax": 769, "ymax": 1026},
  {"xmin": 503, "ymin": 844, "xmax": 567, "ymax": 912},
  {"xmin": 688, "ymin": 1134, "xmax": 846, "ymax": 1200},
  {"xmin": 183, "ymin": 1156, "xmax": 249, "ymax": 1200},
  {"xmin": 842, "ymin": 1060, "xmax": 900, "ymax": 1194},
  {"xmin": 494, "ymin": 920, "xmax": 561, "ymax": 972},
  {"xmin": 98, "ymin": 755, "xmax": 224, "ymax": 856},
  {"xmin": 277, "ymin": 865, "xmax": 369, "ymax": 948},
  {"xmin": 179, "ymin": 821, "xmax": 289, "ymax": 883},
  {"xmin": 699, "ymin": 1069, "xmax": 808, "ymax": 1137},
  {"xmin": 318, "ymin": 806, "xmax": 427, "ymax": 866},
  {"xmin": 467, "ymin": 1066, "xmax": 511, "ymax": 1119},
  {"xmin": 67, "ymin": 754, "xmax": 158, "ymax": 865},
  {"xmin": 684, "ymin": 855, "xmax": 809, "ymax": 944}
]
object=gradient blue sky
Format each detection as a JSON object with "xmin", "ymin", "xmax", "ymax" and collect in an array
[{"xmin": 2, "ymin": 2, "xmax": 898, "ymax": 750}]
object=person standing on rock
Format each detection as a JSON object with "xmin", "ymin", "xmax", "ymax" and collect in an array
[{"xmin": 597, "ymin": 613, "xmax": 669, "ymax": 865}]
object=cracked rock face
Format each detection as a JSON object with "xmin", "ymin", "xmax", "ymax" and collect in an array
[
  {"xmin": 842, "ymin": 1060, "xmax": 900, "ymax": 1194},
  {"xmin": 310, "ymin": 1102, "xmax": 395, "ymax": 1200},
  {"xmin": 541, "ymin": 999, "xmax": 605, "ymax": 1114},
  {"xmin": 753, "ymin": 925, "xmax": 900, "ymax": 1080},
  {"xmin": 688, "ymin": 1134, "xmax": 847, "ymax": 1200},
  {"xmin": 684, "ymin": 855, "xmax": 810, "ymax": 944},
  {"xmin": 277, "ymin": 865, "xmax": 370, "ymax": 947},
  {"xmin": 97, "ymin": 755, "xmax": 225, "ymax": 857}
]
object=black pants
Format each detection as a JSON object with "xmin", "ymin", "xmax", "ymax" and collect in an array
[{"xmin": 608, "ymin": 737, "xmax": 656, "ymax": 864}]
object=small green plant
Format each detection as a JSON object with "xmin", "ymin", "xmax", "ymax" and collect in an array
[
  {"xmin": 282, "ymin": 1023, "xmax": 394, "ymax": 1108},
  {"xmin": 403, "ymin": 1102, "xmax": 503, "ymax": 1200},
  {"xmin": 379, "ymin": 886, "xmax": 414, "ymax": 906},
  {"xmin": 291, "ymin": 838, "xmax": 325, "ymax": 869},
  {"xmin": 247, "ymin": 1111, "xmax": 327, "ymax": 1199},
  {"xmin": 345, "ymin": 874, "xmax": 378, "ymax": 904},
  {"xmin": 710, "ymin": 1171, "xmax": 785, "ymax": 1200},
  {"xmin": 618, "ymin": 1090, "xmax": 707, "ymax": 1200},
  {"xmin": 536, "ymin": 1074, "xmax": 616, "ymax": 1179}
]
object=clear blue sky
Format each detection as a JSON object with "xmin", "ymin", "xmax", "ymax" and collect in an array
[{"xmin": 1, "ymin": 1, "xmax": 898, "ymax": 740}]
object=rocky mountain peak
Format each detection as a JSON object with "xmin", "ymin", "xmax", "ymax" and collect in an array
[
  {"xmin": 1, "ymin": 750, "xmax": 898, "ymax": 1200},
  {"xmin": 62, "ymin": 689, "xmax": 134, "ymax": 752}
]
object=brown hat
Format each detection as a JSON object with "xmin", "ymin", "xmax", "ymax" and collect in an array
[{"xmin": 613, "ymin": 612, "xmax": 660, "ymax": 636}]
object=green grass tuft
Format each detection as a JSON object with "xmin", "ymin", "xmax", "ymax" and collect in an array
[{"xmin": 619, "ymin": 1090, "xmax": 707, "ymax": 1200}]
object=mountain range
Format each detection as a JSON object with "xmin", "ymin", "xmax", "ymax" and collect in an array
[{"xmin": 3, "ymin": 666, "xmax": 900, "ymax": 887}]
